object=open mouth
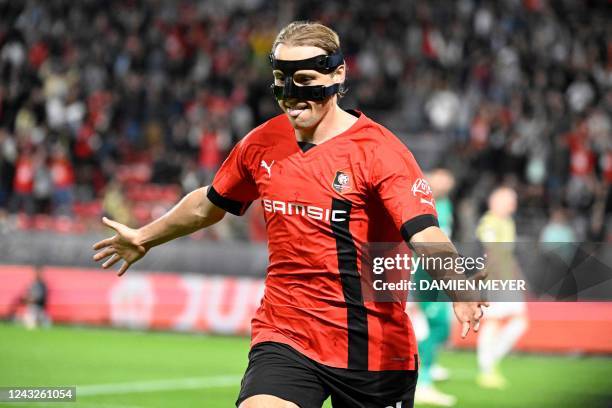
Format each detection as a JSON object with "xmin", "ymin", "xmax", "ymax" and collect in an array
[{"xmin": 285, "ymin": 103, "xmax": 308, "ymax": 118}]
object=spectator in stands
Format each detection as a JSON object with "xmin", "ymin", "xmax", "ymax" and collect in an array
[
  {"xmin": 50, "ymin": 144, "xmax": 75, "ymax": 215},
  {"xmin": 102, "ymin": 179, "xmax": 132, "ymax": 227},
  {"xmin": 11, "ymin": 145, "xmax": 36, "ymax": 216},
  {"xmin": 32, "ymin": 147, "xmax": 52, "ymax": 214},
  {"xmin": 0, "ymin": 128, "xmax": 17, "ymax": 211},
  {"xmin": 0, "ymin": 0, "xmax": 609, "ymax": 241},
  {"xmin": 540, "ymin": 208, "xmax": 577, "ymax": 244},
  {"xmin": 539, "ymin": 207, "xmax": 578, "ymax": 277}
]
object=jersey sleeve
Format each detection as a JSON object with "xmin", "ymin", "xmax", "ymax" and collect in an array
[
  {"xmin": 371, "ymin": 143, "xmax": 439, "ymax": 242},
  {"xmin": 207, "ymin": 139, "xmax": 259, "ymax": 216}
]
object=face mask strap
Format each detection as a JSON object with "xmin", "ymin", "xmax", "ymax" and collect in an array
[
  {"xmin": 269, "ymin": 51, "xmax": 344, "ymax": 101},
  {"xmin": 271, "ymin": 83, "xmax": 341, "ymax": 101},
  {"xmin": 269, "ymin": 52, "xmax": 344, "ymax": 75}
]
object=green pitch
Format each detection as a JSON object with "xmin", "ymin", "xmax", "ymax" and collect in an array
[{"xmin": 0, "ymin": 323, "xmax": 610, "ymax": 407}]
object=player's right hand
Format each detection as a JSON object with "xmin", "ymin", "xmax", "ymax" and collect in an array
[{"xmin": 92, "ymin": 217, "xmax": 147, "ymax": 276}]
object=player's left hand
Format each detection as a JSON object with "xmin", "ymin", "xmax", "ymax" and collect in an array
[{"xmin": 453, "ymin": 301, "xmax": 489, "ymax": 338}]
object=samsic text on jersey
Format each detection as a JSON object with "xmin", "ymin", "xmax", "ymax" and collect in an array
[{"xmin": 208, "ymin": 110, "xmax": 438, "ymax": 371}]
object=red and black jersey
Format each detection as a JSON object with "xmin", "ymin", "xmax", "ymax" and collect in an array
[{"xmin": 208, "ymin": 110, "xmax": 438, "ymax": 371}]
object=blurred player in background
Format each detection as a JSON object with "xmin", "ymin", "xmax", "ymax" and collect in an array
[
  {"xmin": 23, "ymin": 266, "xmax": 50, "ymax": 329},
  {"xmin": 475, "ymin": 187, "xmax": 528, "ymax": 389},
  {"xmin": 8, "ymin": 266, "xmax": 50, "ymax": 329},
  {"xmin": 93, "ymin": 21, "xmax": 487, "ymax": 408},
  {"xmin": 411, "ymin": 169, "xmax": 456, "ymax": 407}
]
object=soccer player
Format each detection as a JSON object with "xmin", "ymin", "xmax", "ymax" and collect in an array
[
  {"xmin": 92, "ymin": 21, "xmax": 487, "ymax": 408},
  {"xmin": 475, "ymin": 187, "xmax": 528, "ymax": 389},
  {"xmin": 9, "ymin": 266, "xmax": 51, "ymax": 329},
  {"xmin": 411, "ymin": 169, "xmax": 456, "ymax": 407}
]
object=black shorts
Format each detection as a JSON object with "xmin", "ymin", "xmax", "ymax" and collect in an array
[{"xmin": 236, "ymin": 342, "xmax": 417, "ymax": 408}]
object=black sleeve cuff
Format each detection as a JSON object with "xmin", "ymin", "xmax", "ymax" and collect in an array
[
  {"xmin": 400, "ymin": 214, "xmax": 439, "ymax": 242},
  {"xmin": 207, "ymin": 185, "xmax": 252, "ymax": 216}
]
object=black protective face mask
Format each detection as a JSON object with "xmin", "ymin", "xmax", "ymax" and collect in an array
[{"xmin": 269, "ymin": 52, "xmax": 344, "ymax": 101}]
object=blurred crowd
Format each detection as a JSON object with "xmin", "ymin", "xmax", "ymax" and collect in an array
[{"xmin": 0, "ymin": 0, "xmax": 610, "ymax": 241}]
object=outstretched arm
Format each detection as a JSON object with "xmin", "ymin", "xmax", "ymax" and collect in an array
[{"xmin": 92, "ymin": 186, "xmax": 226, "ymax": 276}]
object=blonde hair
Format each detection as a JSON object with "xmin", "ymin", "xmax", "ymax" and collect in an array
[
  {"xmin": 272, "ymin": 21, "xmax": 341, "ymax": 55},
  {"xmin": 272, "ymin": 21, "xmax": 347, "ymax": 97}
]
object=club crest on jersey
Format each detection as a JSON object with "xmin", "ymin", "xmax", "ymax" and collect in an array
[{"xmin": 332, "ymin": 170, "xmax": 352, "ymax": 194}]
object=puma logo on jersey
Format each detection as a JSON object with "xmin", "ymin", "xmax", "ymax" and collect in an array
[
  {"xmin": 420, "ymin": 197, "xmax": 435, "ymax": 208},
  {"xmin": 260, "ymin": 160, "xmax": 274, "ymax": 178}
]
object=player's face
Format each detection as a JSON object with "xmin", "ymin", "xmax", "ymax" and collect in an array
[{"xmin": 273, "ymin": 44, "xmax": 344, "ymax": 130}]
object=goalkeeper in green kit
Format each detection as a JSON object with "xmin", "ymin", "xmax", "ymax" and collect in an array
[{"xmin": 409, "ymin": 169, "xmax": 456, "ymax": 407}]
